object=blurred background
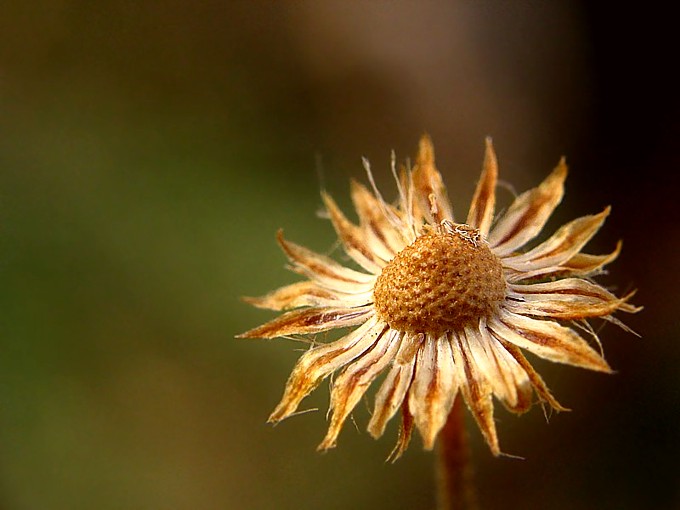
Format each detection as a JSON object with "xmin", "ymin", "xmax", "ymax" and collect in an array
[{"xmin": 0, "ymin": 2, "xmax": 677, "ymax": 509}]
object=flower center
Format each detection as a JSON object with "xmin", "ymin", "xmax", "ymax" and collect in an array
[{"xmin": 373, "ymin": 222, "xmax": 506, "ymax": 335}]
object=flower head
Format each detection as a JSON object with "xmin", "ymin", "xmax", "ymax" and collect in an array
[{"xmin": 239, "ymin": 136, "xmax": 639, "ymax": 458}]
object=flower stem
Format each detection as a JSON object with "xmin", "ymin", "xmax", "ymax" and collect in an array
[{"xmin": 436, "ymin": 396, "xmax": 477, "ymax": 510}]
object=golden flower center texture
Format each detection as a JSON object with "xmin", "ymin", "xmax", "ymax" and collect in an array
[{"xmin": 373, "ymin": 223, "xmax": 506, "ymax": 336}]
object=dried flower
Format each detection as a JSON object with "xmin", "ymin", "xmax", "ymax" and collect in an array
[{"xmin": 239, "ymin": 136, "xmax": 639, "ymax": 458}]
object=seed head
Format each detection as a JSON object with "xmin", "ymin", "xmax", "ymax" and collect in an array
[{"xmin": 373, "ymin": 222, "xmax": 506, "ymax": 336}]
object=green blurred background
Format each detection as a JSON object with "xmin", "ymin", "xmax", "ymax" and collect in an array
[{"xmin": 0, "ymin": 2, "xmax": 677, "ymax": 509}]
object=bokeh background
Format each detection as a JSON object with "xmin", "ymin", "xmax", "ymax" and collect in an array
[{"xmin": 1, "ymin": 2, "xmax": 677, "ymax": 509}]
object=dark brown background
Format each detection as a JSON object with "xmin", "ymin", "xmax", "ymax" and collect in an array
[{"xmin": 1, "ymin": 2, "xmax": 677, "ymax": 509}]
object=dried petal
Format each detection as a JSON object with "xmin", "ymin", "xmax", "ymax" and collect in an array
[
  {"xmin": 561, "ymin": 241, "xmax": 622, "ymax": 276},
  {"xmin": 494, "ymin": 337, "xmax": 568, "ymax": 412},
  {"xmin": 412, "ymin": 134, "xmax": 453, "ymax": 224},
  {"xmin": 277, "ymin": 230, "xmax": 375, "ymax": 292},
  {"xmin": 350, "ymin": 180, "xmax": 409, "ymax": 257},
  {"xmin": 466, "ymin": 321, "xmax": 532, "ymax": 413},
  {"xmin": 408, "ymin": 334, "xmax": 458, "ymax": 450},
  {"xmin": 322, "ymin": 192, "xmax": 386, "ymax": 273},
  {"xmin": 451, "ymin": 330, "xmax": 500, "ymax": 456},
  {"xmin": 238, "ymin": 306, "xmax": 372, "ymax": 339},
  {"xmin": 244, "ymin": 281, "xmax": 371, "ymax": 311},
  {"xmin": 503, "ymin": 207, "xmax": 610, "ymax": 271},
  {"xmin": 268, "ymin": 317, "xmax": 385, "ymax": 422},
  {"xmin": 507, "ymin": 279, "xmax": 638, "ymax": 319},
  {"xmin": 467, "ymin": 137, "xmax": 498, "ymax": 237},
  {"xmin": 488, "ymin": 159, "xmax": 567, "ymax": 256},
  {"xmin": 506, "ymin": 241, "xmax": 623, "ymax": 282},
  {"xmin": 318, "ymin": 328, "xmax": 400, "ymax": 450},
  {"xmin": 387, "ymin": 401, "xmax": 415, "ymax": 462},
  {"xmin": 490, "ymin": 310, "xmax": 611, "ymax": 372},
  {"xmin": 368, "ymin": 333, "xmax": 418, "ymax": 439}
]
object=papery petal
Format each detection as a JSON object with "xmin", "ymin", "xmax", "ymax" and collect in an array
[
  {"xmin": 368, "ymin": 333, "xmax": 420, "ymax": 439},
  {"xmin": 244, "ymin": 281, "xmax": 372, "ymax": 311},
  {"xmin": 318, "ymin": 329, "xmax": 401, "ymax": 450},
  {"xmin": 467, "ymin": 321, "xmax": 532, "ymax": 413},
  {"xmin": 505, "ymin": 241, "xmax": 622, "ymax": 283},
  {"xmin": 503, "ymin": 207, "xmax": 610, "ymax": 271},
  {"xmin": 398, "ymin": 166, "xmax": 419, "ymax": 241},
  {"xmin": 351, "ymin": 180, "xmax": 409, "ymax": 257},
  {"xmin": 268, "ymin": 317, "xmax": 385, "ymax": 422},
  {"xmin": 489, "ymin": 310, "xmax": 611, "ymax": 373},
  {"xmin": 409, "ymin": 334, "xmax": 458, "ymax": 450},
  {"xmin": 493, "ymin": 337, "xmax": 568, "ymax": 412},
  {"xmin": 506, "ymin": 279, "xmax": 638, "ymax": 319},
  {"xmin": 277, "ymin": 230, "xmax": 375, "ymax": 292},
  {"xmin": 412, "ymin": 134, "xmax": 453, "ymax": 224},
  {"xmin": 322, "ymin": 192, "xmax": 386, "ymax": 273},
  {"xmin": 451, "ymin": 330, "xmax": 500, "ymax": 456},
  {"xmin": 560, "ymin": 241, "xmax": 622, "ymax": 276},
  {"xmin": 488, "ymin": 159, "xmax": 567, "ymax": 256},
  {"xmin": 237, "ymin": 306, "xmax": 373, "ymax": 339},
  {"xmin": 388, "ymin": 401, "xmax": 415, "ymax": 462},
  {"xmin": 467, "ymin": 137, "xmax": 498, "ymax": 237}
]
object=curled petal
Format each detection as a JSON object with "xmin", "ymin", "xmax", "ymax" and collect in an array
[
  {"xmin": 466, "ymin": 321, "xmax": 533, "ymax": 413},
  {"xmin": 237, "ymin": 306, "xmax": 373, "ymax": 339},
  {"xmin": 408, "ymin": 334, "xmax": 458, "ymax": 450},
  {"xmin": 488, "ymin": 159, "xmax": 567, "ymax": 256},
  {"xmin": 412, "ymin": 134, "xmax": 453, "ymax": 224},
  {"xmin": 322, "ymin": 192, "xmax": 386, "ymax": 273},
  {"xmin": 489, "ymin": 310, "xmax": 611, "ymax": 373},
  {"xmin": 388, "ymin": 401, "xmax": 415, "ymax": 462},
  {"xmin": 244, "ymin": 281, "xmax": 372, "ymax": 311},
  {"xmin": 503, "ymin": 207, "xmax": 610, "ymax": 271},
  {"xmin": 351, "ymin": 180, "xmax": 409, "ymax": 257},
  {"xmin": 398, "ymin": 166, "xmax": 419, "ymax": 241},
  {"xmin": 451, "ymin": 330, "xmax": 500, "ymax": 456},
  {"xmin": 277, "ymin": 230, "xmax": 375, "ymax": 292},
  {"xmin": 268, "ymin": 317, "xmax": 385, "ymax": 423},
  {"xmin": 467, "ymin": 137, "xmax": 498, "ymax": 237},
  {"xmin": 318, "ymin": 329, "xmax": 401, "ymax": 450},
  {"xmin": 506, "ymin": 241, "xmax": 623, "ymax": 282},
  {"xmin": 507, "ymin": 279, "xmax": 639, "ymax": 319},
  {"xmin": 368, "ymin": 333, "xmax": 419, "ymax": 439},
  {"xmin": 493, "ymin": 337, "xmax": 568, "ymax": 412},
  {"xmin": 560, "ymin": 240, "xmax": 622, "ymax": 276}
]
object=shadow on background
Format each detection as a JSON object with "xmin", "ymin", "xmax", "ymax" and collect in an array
[{"xmin": 0, "ymin": 2, "xmax": 677, "ymax": 509}]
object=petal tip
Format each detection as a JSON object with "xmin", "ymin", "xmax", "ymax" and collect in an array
[
  {"xmin": 275, "ymin": 228, "xmax": 287, "ymax": 248},
  {"xmin": 241, "ymin": 295, "xmax": 265, "ymax": 309},
  {"xmin": 366, "ymin": 418, "xmax": 386, "ymax": 440},
  {"xmin": 553, "ymin": 157, "xmax": 569, "ymax": 180},
  {"xmin": 268, "ymin": 403, "xmax": 291, "ymax": 424},
  {"xmin": 235, "ymin": 328, "xmax": 257, "ymax": 339},
  {"xmin": 418, "ymin": 133, "xmax": 435, "ymax": 162},
  {"xmin": 601, "ymin": 363, "xmax": 615, "ymax": 375},
  {"xmin": 421, "ymin": 433, "xmax": 437, "ymax": 451},
  {"xmin": 316, "ymin": 437, "xmax": 337, "ymax": 452}
]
